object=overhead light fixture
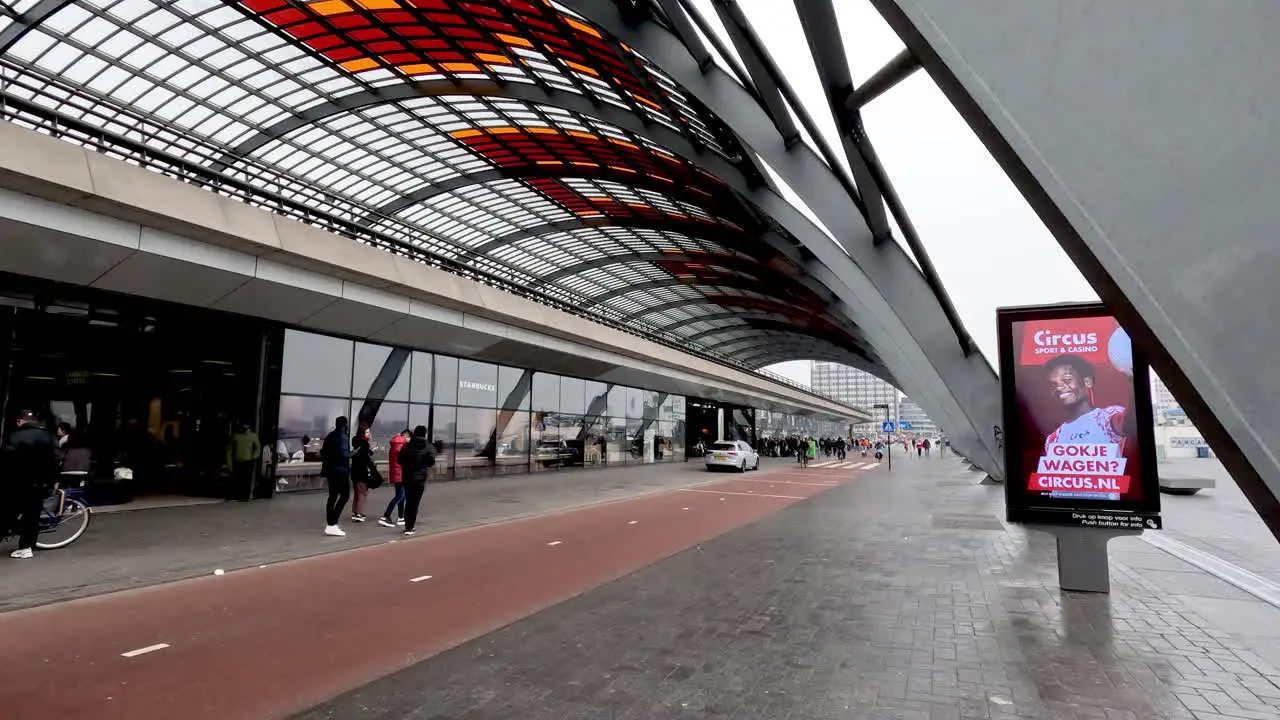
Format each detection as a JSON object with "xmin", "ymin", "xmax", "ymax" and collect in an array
[
  {"xmin": 169, "ymin": 369, "xmax": 193, "ymax": 373},
  {"xmin": 202, "ymin": 359, "xmax": 233, "ymax": 366}
]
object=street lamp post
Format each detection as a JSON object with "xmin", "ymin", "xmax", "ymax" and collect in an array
[{"xmin": 873, "ymin": 403, "xmax": 892, "ymax": 471}]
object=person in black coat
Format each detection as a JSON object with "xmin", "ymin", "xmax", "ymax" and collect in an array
[
  {"xmin": 320, "ymin": 416, "xmax": 352, "ymax": 537},
  {"xmin": 2, "ymin": 411, "xmax": 58, "ymax": 559},
  {"xmin": 396, "ymin": 425, "xmax": 436, "ymax": 536}
]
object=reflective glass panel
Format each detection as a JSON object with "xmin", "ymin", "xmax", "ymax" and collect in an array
[
  {"xmin": 581, "ymin": 416, "xmax": 605, "ymax": 467},
  {"xmin": 530, "ymin": 410, "xmax": 560, "ymax": 472},
  {"xmin": 606, "ymin": 416, "xmax": 628, "ymax": 465},
  {"xmin": 431, "ymin": 405, "xmax": 456, "ymax": 481},
  {"xmin": 352, "ymin": 343, "xmax": 410, "ymax": 401},
  {"xmin": 274, "ymin": 394, "xmax": 347, "ymax": 492},
  {"xmin": 532, "ymin": 372, "xmax": 559, "ymax": 413},
  {"xmin": 606, "ymin": 384, "xmax": 627, "ymax": 418},
  {"xmin": 498, "ymin": 366, "xmax": 531, "ymax": 411},
  {"xmin": 457, "ymin": 359, "xmax": 498, "ymax": 408},
  {"xmin": 409, "ymin": 352, "xmax": 434, "ymax": 404},
  {"xmin": 434, "ymin": 355, "xmax": 459, "ymax": 406},
  {"xmin": 280, "ymin": 330, "xmax": 352, "ymax": 397},
  {"xmin": 584, "ymin": 381, "xmax": 608, "ymax": 418},
  {"xmin": 350, "ymin": 400, "xmax": 408, "ymax": 463},
  {"xmin": 559, "ymin": 376, "xmax": 585, "ymax": 415},
  {"xmin": 495, "ymin": 410, "xmax": 529, "ymax": 476},
  {"xmin": 455, "ymin": 406, "xmax": 495, "ymax": 479}
]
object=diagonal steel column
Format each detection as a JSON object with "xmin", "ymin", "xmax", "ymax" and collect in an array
[
  {"xmin": 873, "ymin": 0, "xmax": 1280, "ymax": 537},
  {"xmin": 561, "ymin": 0, "xmax": 1004, "ymax": 476}
]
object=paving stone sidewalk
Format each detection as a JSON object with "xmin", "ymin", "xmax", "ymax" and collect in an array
[{"xmin": 299, "ymin": 457, "xmax": 1280, "ymax": 720}]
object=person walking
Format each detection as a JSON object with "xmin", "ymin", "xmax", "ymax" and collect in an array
[
  {"xmin": 225, "ymin": 423, "xmax": 261, "ymax": 502},
  {"xmin": 379, "ymin": 429, "xmax": 410, "ymax": 528},
  {"xmin": 320, "ymin": 416, "xmax": 353, "ymax": 537},
  {"xmin": 397, "ymin": 425, "xmax": 436, "ymax": 537},
  {"xmin": 1, "ymin": 411, "xmax": 58, "ymax": 559}
]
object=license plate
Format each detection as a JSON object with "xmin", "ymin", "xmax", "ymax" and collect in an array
[{"xmin": 713, "ymin": 454, "xmax": 727, "ymax": 461}]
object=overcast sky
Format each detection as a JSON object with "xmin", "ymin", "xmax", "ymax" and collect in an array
[{"xmin": 685, "ymin": 0, "xmax": 1098, "ymax": 387}]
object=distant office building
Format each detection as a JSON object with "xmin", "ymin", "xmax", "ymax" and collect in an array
[
  {"xmin": 896, "ymin": 397, "xmax": 939, "ymax": 437},
  {"xmin": 810, "ymin": 362, "xmax": 897, "ymax": 435},
  {"xmin": 1152, "ymin": 374, "xmax": 1190, "ymax": 426}
]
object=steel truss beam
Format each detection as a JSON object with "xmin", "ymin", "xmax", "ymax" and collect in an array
[
  {"xmin": 847, "ymin": 49, "xmax": 922, "ymax": 109},
  {"xmin": 467, "ymin": 216, "xmax": 765, "ymax": 258},
  {"xmin": 0, "ymin": 0, "xmax": 66, "ymax": 54},
  {"xmin": 562, "ymin": 0, "xmax": 1004, "ymax": 475},
  {"xmin": 362, "ymin": 165, "xmax": 743, "ymax": 226},
  {"xmin": 209, "ymin": 79, "xmax": 745, "ymax": 182},
  {"xmin": 793, "ymin": 0, "xmax": 891, "ymax": 241}
]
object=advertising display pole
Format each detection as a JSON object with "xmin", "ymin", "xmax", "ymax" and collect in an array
[{"xmin": 997, "ymin": 302, "xmax": 1161, "ymax": 593}]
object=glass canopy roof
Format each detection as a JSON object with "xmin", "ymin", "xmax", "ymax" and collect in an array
[{"xmin": 0, "ymin": 0, "xmax": 876, "ymax": 376}]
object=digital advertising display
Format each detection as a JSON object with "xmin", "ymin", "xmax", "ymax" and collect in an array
[{"xmin": 997, "ymin": 303, "xmax": 1161, "ymax": 529}]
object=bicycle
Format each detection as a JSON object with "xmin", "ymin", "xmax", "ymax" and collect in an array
[{"xmin": 3, "ymin": 485, "xmax": 92, "ymax": 550}]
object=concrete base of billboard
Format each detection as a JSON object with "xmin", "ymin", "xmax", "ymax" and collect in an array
[
  {"xmin": 979, "ymin": 474, "xmax": 1001, "ymax": 485},
  {"xmin": 1029, "ymin": 524, "xmax": 1142, "ymax": 593}
]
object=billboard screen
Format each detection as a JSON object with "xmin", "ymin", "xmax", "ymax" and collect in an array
[{"xmin": 997, "ymin": 303, "xmax": 1161, "ymax": 529}]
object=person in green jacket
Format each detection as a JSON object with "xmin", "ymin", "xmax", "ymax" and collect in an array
[
  {"xmin": 226, "ymin": 424, "xmax": 261, "ymax": 501},
  {"xmin": 803, "ymin": 436, "xmax": 817, "ymax": 468}
]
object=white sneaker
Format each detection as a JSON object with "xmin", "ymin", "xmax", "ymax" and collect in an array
[
  {"xmin": 403, "ymin": 530, "xmax": 416, "ymax": 537},
  {"xmin": 396, "ymin": 518, "xmax": 405, "ymax": 526},
  {"xmin": 378, "ymin": 517, "xmax": 395, "ymax": 528},
  {"xmin": 350, "ymin": 514, "xmax": 366, "ymax": 523},
  {"xmin": 10, "ymin": 548, "xmax": 33, "ymax": 559},
  {"xmin": 324, "ymin": 525, "xmax": 346, "ymax": 537}
]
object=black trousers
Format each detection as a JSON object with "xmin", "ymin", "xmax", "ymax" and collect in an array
[
  {"xmin": 2, "ymin": 484, "xmax": 45, "ymax": 550},
  {"xmin": 403, "ymin": 482, "xmax": 426, "ymax": 532},
  {"xmin": 325, "ymin": 475, "xmax": 350, "ymax": 526}
]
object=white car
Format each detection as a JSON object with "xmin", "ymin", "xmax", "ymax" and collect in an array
[{"xmin": 704, "ymin": 440, "xmax": 760, "ymax": 472}]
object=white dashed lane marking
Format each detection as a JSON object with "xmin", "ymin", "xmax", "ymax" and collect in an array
[
  {"xmin": 409, "ymin": 575, "xmax": 433, "ymax": 583},
  {"xmin": 121, "ymin": 644, "xmax": 169, "ymax": 659},
  {"xmin": 677, "ymin": 488, "xmax": 804, "ymax": 500},
  {"xmin": 627, "ymin": 520, "xmax": 638, "ymax": 525},
  {"xmin": 547, "ymin": 540, "xmax": 563, "ymax": 546}
]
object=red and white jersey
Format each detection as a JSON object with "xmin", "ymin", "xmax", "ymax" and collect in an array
[{"xmin": 1045, "ymin": 406, "xmax": 1126, "ymax": 451}]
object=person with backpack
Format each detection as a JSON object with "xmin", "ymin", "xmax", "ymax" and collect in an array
[
  {"xmin": 397, "ymin": 425, "xmax": 436, "ymax": 537},
  {"xmin": 320, "ymin": 416, "xmax": 353, "ymax": 537}
]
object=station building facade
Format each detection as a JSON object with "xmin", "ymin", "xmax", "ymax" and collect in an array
[{"xmin": 0, "ymin": 273, "xmax": 847, "ymax": 503}]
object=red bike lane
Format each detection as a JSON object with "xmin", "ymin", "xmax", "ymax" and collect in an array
[{"xmin": 0, "ymin": 463, "xmax": 868, "ymax": 719}]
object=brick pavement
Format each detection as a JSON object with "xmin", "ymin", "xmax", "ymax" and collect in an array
[
  {"xmin": 299, "ymin": 456, "xmax": 1280, "ymax": 720},
  {"xmin": 0, "ymin": 460, "xmax": 730, "ymax": 612}
]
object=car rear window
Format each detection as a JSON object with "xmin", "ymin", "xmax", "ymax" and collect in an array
[{"xmin": 710, "ymin": 442, "xmax": 737, "ymax": 450}]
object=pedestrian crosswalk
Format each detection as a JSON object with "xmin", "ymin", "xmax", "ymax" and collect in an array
[{"xmin": 802, "ymin": 459, "xmax": 880, "ymax": 470}]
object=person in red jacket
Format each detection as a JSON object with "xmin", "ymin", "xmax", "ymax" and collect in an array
[{"xmin": 378, "ymin": 429, "xmax": 411, "ymax": 528}]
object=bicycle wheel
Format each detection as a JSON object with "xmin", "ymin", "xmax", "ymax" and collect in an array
[{"xmin": 36, "ymin": 497, "xmax": 91, "ymax": 550}]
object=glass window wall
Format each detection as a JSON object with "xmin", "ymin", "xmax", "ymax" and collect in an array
[
  {"xmin": 431, "ymin": 404, "xmax": 457, "ymax": 481},
  {"xmin": 495, "ymin": 410, "xmax": 529, "ymax": 476},
  {"xmin": 275, "ymin": 330, "xmax": 700, "ymax": 487},
  {"xmin": 498, "ymin": 366, "xmax": 531, "ymax": 410},
  {"xmin": 532, "ymin": 372, "xmax": 559, "ymax": 413},
  {"xmin": 455, "ymin": 406, "xmax": 496, "ymax": 479},
  {"xmin": 409, "ymin": 351, "xmax": 433, "ymax": 403},
  {"xmin": 280, "ymin": 330, "xmax": 352, "ymax": 397},
  {"xmin": 457, "ymin": 359, "xmax": 498, "ymax": 409},
  {"xmin": 433, "ymin": 355, "xmax": 459, "ymax": 406},
  {"xmin": 352, "ymin": 342, "xmax": 409, "ymax": 402}
]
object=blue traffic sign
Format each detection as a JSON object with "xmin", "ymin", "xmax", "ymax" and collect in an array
[
  {"xmin": 881, "ymin": 421, "xmax": 896, "ymax": 433},
  {"xmin": 899, "ymin": 421, "xmax": 914, "ymax": 431}
]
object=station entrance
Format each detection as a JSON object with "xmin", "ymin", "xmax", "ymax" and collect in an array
[{"xmin": 0, "ymin": 274, "xmax": 272, "ymax": 503}]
